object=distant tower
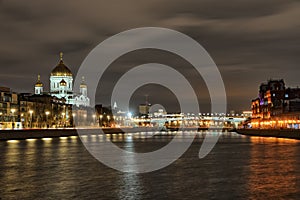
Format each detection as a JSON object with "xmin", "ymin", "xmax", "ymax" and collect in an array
[
  {"xmin": 74, "ymin": 76, "xmax": 90, "ymax": 107},
  {"xmin": 34, "ymin": 74, "xmax": 43, "ymax": 95},
  {"xmin": 145, "ymin": 94, "xmax": 149, "ymax": 105},
  {"xmin": 80, "ymin": 76, "xmax": 87, "ymax": 97},
  {"xmin": 113, "ymin": 101, "xmax": 118, "ymax": 110}
]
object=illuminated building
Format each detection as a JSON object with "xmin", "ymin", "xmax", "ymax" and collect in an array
[
  {"xmin": 19, "ymin": 93, "xmax": 73, "ymax": 128},
  {"xmin": 251, "ymin": 79, "xmax": 300, "ymax": 129},
  {"xmin": 252, "ymin": 79, "xmax": 285, "ymax": 119},
  {"xmin": 139, "ymin": 104, "xmax": 151, "ymax": 117},
  {"xmin": 36, "ymin": 52, "xmax": 90, "ymax": 107},
  {"xmin": 0, "ymin": 87, "xmax": 19, "ymax": 129},
  {"xmin": 49, "ymin": 52, "xmax": 73, "ymax": 99},
  {"xmin": 0, "ymin": 53, "xmax": 94, "ymax": 129}
]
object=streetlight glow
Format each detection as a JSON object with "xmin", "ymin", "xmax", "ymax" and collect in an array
[{"xmin": 11, "ymin": 108, "xmax": 16, "ymax": 114}]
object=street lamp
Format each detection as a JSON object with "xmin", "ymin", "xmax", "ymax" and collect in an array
[
  {"xmin": 11, "ymin": 108, "xmax": 16, "ymax": 129},
  {"xmin": 29, "ymin": 110, "xmax": 33, "ymax": 128},
  {"xmin": 113, "ymin": 115, "xmax": 116, "ymax": 126},
  {"xmin": 62, "ymin": 112, "xmax": 65, "ymax": 127},
  {"xmin": 107, "ymin": 115, "xmax": 110, "ymax": 127},
  {"xmin": 72, "ymin": 113, "xmax": 76, "ymax": 127},
  {"xmin": 11, "ymin": 108, "xmax": 16, "ymax": 119},
  {"xmin": 99, "ymin": 114, "xmax": 103, "ymax": 127},
  {"xmin": 92, "ymin": 114, "xmax": 96, "ymax": 126},
  {"xmin": 45, "ymin": 111, "xmax": 50, "ymax": 128}
]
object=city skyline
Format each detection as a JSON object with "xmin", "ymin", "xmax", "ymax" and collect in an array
[
  {"xmin": 1, "ymin": 0, "xmax": 300, "ymax": 112},
  {"xmin": 1, "ymin": 2, "xmax": 300, "ymax": 199}
]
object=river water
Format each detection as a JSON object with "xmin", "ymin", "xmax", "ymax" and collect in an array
[{"xmin": 0, "ymin": 131, "xmax": 300, "ymax": 199}]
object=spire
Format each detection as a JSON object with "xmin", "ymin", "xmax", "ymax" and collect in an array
[
  {"xmin": 59, "ymin": 52, "xmax": 63, "ymax": 61},
  {"xmin": 35, "ymin": 74, "xmax": 43, "ymax": 86},
  {"xmin": 113, "ymin": 101, "xmax": 118, "ymax": 110},
  {"xmin": 145, "ymin": 94, "xmax": 149, "ymax": 105}
]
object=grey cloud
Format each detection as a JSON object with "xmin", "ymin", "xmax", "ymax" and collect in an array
[{"xmin": 0, "ymin": 0, "xmax": 299, "ymax": 111}]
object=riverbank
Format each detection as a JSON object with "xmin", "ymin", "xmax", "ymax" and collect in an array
[
  {"xmin": 0, "ymin": 127, "xmax": 152, "ymax": 140},
  {"xmin": 0, "ymin": 127, "xmax": 232, "ymax": 140},
  {"xmin": 236, "ymin": 128, "xmax": 300, "ymax": 140}
]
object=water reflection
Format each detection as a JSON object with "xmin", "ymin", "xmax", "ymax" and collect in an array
[
  {"xmin": 117, "ymin": 138, "xmax": 144, "ymax": 199},
  {"xmin": 1, "ymin": 132, "xmax": 300, "ymax": 199},
  {"xmin": 118, "ymin": 173, "xmax": 143, "ymax": 200},
  {"xmin": 247, "ymin": 137, "xmax": 299, "ymax": 198},
  {"xmin": 250, "ymin": 136, "xmax": 299, "ymax": 144}
]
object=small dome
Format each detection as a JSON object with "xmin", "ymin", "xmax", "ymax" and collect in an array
[
  {"xmin": 35, "ymin": 74, "xmax": 43, "ymax": 87},
  {"xmin": 51, "ymin": 52, "xmax": 72, "ymax": 77},
  {"xmin": 60, "ymin": 79, "xmax": 67, "ymax": 86}
]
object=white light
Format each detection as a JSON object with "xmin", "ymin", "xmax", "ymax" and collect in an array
[
  {"xmin": 26, "ymin": 138, "xmax": 37, "ymax": 142},
  {"xmin": 42, "ymin": 138, "xmax": 52, "ymax": 141},
  {"xmin": 7, "ymin": 140, "xmax": 19, "ymax": 143}
]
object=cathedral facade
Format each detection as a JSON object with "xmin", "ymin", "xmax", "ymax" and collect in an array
[{"xmin": 34, "ymin": 52, "xmax": 90, "ymax": 107}]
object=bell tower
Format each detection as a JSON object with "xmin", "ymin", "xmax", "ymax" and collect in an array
[
  {"xmin": 80, "ymin": 76, "xmax": 87, "ymax": 97},
  {"xmin": 34, "ymin": 74, "xmax": 43, "ymax": 95}
]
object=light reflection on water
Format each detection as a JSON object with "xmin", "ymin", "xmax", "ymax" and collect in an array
[
  {"xmin": 247, "ymin": 136, "xmax": 300, "ymax": 199},
  {"xmin": 0, "ymin": 131, "xmax": 300, "ymax": 199},
  {"xmin": 250, "ymin": 136, "xmax": 299, "ymax": 144},
  {"xmin": 118, "ymin": 172, "xmax": 143, "ymax": 200}
]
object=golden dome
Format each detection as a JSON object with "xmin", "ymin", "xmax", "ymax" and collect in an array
[
  {"xmin": 59, "ymin": 79, "xmax": 67, "ymax": 86},
  {"xmin": 35, "ymin": 74, "xmax": 43, "ymax": 87},
  {"xmin": 51, "ymin": 52, "xmax": 72, "ymax": 77}
]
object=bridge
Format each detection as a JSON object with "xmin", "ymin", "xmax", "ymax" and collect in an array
[{"xmin": 131, "ymin": 113, "xmax": 247, "ymax": 129}]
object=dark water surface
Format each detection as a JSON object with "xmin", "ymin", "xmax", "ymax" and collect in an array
[{"xmin": 1, "ymin": 131, "xmax": 300, "ymax": 199}]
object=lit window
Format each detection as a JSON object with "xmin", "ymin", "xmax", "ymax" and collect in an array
[{"xmin": 285, "ymin": 94, "xmax": 289, "ymax": 98}]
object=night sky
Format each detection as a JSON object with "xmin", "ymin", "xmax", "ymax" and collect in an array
[{"xmin": 0, "ymin": 0, "xmax": 299, "ymax": 113}]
